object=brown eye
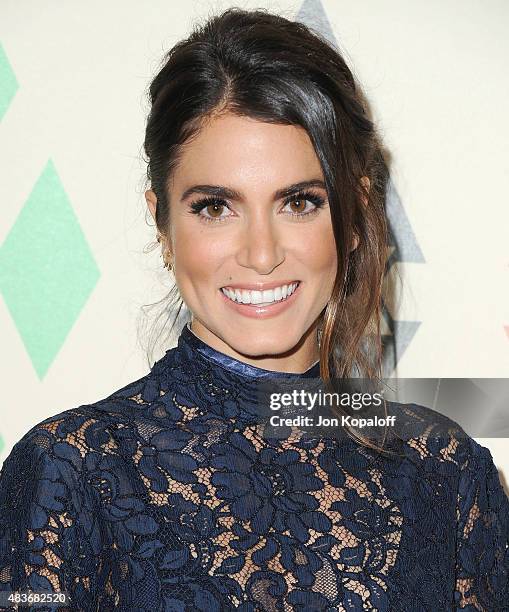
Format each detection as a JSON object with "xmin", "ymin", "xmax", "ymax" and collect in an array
[
  {"xmin": 288, "ymin": 199, "xmax": 307, "ymax": 213},
  {"xmin": 281, "ymin": 191, "xmax": 326, "ymax": 219},
  {"xmin": 189, "ymin": 197, "xmax": 233, "ymax": 223},
  {"xmin": 206, "ymin": 203, "xmax": 225, "ymax": 218}
]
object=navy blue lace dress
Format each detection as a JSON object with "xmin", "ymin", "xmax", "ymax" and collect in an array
[{"xmin": 1, "ymin": 322, "xmax": 508, "ymax": 611}]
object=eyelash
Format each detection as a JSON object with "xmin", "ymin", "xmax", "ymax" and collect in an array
[{"xmin": 188, "ymin": 190, "xmax": 327, "ymax": 224}]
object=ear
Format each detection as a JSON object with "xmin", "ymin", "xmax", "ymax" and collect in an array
[
  {"xmin": 146, "ymin": 189, "xmax": 173, "ymax": 256},
  {"xmin": 351, "ymin": 176, "xmax": 370, "ymax": 251},
  {"xmin": 145, "ymin": 189, "xmax": 157, "ymax": 222}
]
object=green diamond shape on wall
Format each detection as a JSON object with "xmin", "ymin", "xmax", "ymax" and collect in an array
[
  {"xmin": 0, "ymin": 43, "xmax": 19, "ymax": 122},
  {"xmin": 0, "ymin": 159, "xmax": 100, "ymax": 379}
]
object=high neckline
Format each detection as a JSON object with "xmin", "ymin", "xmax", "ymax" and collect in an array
[{"xmin": 177, "ymin": 322, "xmax": 321, "ymax": 379}]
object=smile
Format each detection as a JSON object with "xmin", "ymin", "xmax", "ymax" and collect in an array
[{"xmin": 220, "ymin": 282, "xmax": 300, "ymax": 306}]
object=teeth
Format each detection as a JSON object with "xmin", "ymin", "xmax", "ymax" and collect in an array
[{"xmin": 221, "ymin": 282, "xmax": 299, "ymax": 305}]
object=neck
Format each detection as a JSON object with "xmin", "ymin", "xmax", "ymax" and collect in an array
[{"xmin": 188, "ymin": 318, "xmax": 320, "ymax": 374}]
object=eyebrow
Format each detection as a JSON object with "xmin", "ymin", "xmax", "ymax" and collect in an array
[{"xmin": 180, "ymin": 179, "xmax": 327, "ymax": 202}]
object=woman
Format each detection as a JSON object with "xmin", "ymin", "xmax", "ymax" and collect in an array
[{"xmin": 0, "ymin": 7, "xmax": 507, "ymax": 611}]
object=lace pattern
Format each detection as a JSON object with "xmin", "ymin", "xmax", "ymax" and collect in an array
[{"xmin": 0, "ymin": 325, "xmax": 508, "ymax": 611}]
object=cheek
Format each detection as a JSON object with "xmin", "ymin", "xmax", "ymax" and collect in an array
[
  {"xmin": 300, "ymin": 223, "xmax": 337, "ymax": 273},
  {"xmin": 172, "ymin": 227, "xmax": 225, "ymax": 287},
  {"xmin": 177, "ymin": 239, "xmax": 203, "ymax": 267}
]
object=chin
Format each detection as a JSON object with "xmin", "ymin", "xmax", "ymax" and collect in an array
[{"xmin": 229, "ymin": 329, "xmax": 301, "ymax": 355}]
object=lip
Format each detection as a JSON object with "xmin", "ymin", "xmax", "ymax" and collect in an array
[
  {"xmin": 219, "ymin": 281, "xmax": 302, "ymax": 319},
  {"xmin": 221, "ymin": 280, "xmax": 300, "ymax": 291}
]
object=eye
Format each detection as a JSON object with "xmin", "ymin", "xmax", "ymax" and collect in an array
[
  {"xmin": 282, "ymin": 190, "xmax": 327, "ymax": 219},
  {"xmin": 189, "ymin": 197, "xmax": 232, "ymax": 223}
]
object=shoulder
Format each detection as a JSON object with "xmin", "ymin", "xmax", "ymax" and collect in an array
[
  {"xmin": 378, "ymin": 401, "xmax": 508, "ymax": 528},
  {"xmin": 0, "ymin": 402, "xmax": 111, "ymax": 500},
  {"xmin": 384, "ymin": 400, "xmax": 496, "ymax": 471},
  {"xmin": 1, "ymin": 349, "xmax": 194, "ymax": 466},
  {"xmin": 1, "ymin": 367, "xmax": 177, "ymax": 476}
]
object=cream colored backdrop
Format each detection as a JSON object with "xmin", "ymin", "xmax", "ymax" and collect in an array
[{"xmin": 1, "ymin": 1, "xmax": 508, "ymax": 484}]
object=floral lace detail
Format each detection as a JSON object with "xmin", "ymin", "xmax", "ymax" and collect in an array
[{"xmin": 0, "ymin": 325, "xmax": 508, "ymax": 611}]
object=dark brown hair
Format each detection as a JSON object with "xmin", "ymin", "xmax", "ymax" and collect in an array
[{"xmin": 141, "ymin": 7, "xmax": 400, "ymax": 457}]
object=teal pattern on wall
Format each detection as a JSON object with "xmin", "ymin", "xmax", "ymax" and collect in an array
[
  {"xmin": 0, "ymin": 43, "xmax": 18, "ymax": 121},
  {"xmin": 0, "ymin": 160, "xmax": 100, "ymax": 380},
  {"xmin": 1, "ymin": 40, "xmax": 100, "ymax": 390}
]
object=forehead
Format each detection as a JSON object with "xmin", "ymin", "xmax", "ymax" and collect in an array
[{"xmin": 171, "ymin": 113, "xmax": 323, "ymax": 191}]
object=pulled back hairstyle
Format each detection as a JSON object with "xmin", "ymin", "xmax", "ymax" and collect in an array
[{"xmin": 142, "ymin": 7, "xmax": 397, "ymax": 456}]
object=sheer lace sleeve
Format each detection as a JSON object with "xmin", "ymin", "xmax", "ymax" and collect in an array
[
  {"xmin": 0, "ymin": 428, "xmax": 96, "ymax": 611},
  {"xmin": 454, "ymin": 439, "xmax": 509, "ymax": 611}
]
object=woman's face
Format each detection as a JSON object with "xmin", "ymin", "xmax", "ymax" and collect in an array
[{"xmin": 146, "ymin": 112, "xmax": 341, "ymax": 372}]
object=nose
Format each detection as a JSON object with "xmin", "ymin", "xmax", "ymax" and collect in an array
[{"xmin": 235, "ymin": 212, "xmax": 285, "ymax": 275}]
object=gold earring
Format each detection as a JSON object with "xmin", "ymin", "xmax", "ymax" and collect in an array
[
  {"xmin": 163, "ymin": 252, "xmax": 173, "ymax": 271},
  {"xmin": 156, "ymin": 232, "xmax": 173, "ymax": 271}
]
